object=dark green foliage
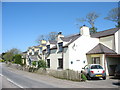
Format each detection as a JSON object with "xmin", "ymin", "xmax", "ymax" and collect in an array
[
  {"xmin": 14, "ymin": 54, "xmax": 22, "ymax": 65},
  {"xmin": 3, "ymin": 48, "xmax": 21, "ymax": 63},
  {"xmin": 32, "ymin": 61, "xmax": 37, "ymax": 66},
  {"xmin": 38, "ymin": 60, "xmax": 47, "ymax": 69},
  {"xmin": 76, "ymin": 12, "xmax": 99, "ymax": 33},
  {"xmin": 81, "ymin": 73, "xmax": 87, "ymax": 81},
  {"xmin": 0, "ymin": 59, "xmax": 4, "ymax": 62},
  {"xmin": 90, "ymin": 27, "xmax": 97, "ymax": 34},
  {"xmin": 28, "ymin": 67, "xmax": 38, "ymax": 72},
  {"xmin": 116, "ymin": 21, "xmax": 120, "ymax": 28},
  {"xmin": 3, "ymin": 52, "xmax": 14, "ymax": 62}
]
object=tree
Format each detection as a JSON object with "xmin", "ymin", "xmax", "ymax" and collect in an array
[
  {"xmin": 14, "ymin": 54, "xmax": 22, "ymax": 65},
  {"xmin": 3, "ymin": 52, "xmax": 14, "ymax": 62},
  {"xmin": 104, "ymin": 7, "xmax": 120, "ymax": 27},
  {"xmin": 47, "ymin": 32, "xmax": 57, "ymax": 41},
  {"xmin": 36, "ymin": 32, "xmax": 57, "ymax": 44},
  {"xmin": 3, "ymin": 48, "xmax": 21, "ymax": 63},
  {"xmin": 36, "ymin": 35, "xmax": 47, "ymax": 44},
  {"xmin": 1, "ymin": 52, "xmax": 6, "ymax": 60},
  {"xmin": 9, "ymin": 48, "xmax": 21, "ymax": 55},
  {"xmin": 76, "ymin": 12, "xmax": 99, "ymax": 34}
]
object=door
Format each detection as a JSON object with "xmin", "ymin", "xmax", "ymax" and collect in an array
[{"xmin": 58, "ymin": 59, "xmax": 63, "ymax": 69}]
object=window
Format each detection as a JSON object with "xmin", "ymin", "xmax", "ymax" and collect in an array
[
  {"xmin": 84, "ymin": 65, "xmax": 89, "ymax": 69},
  {"xmin": 47, "ymin": 45, "xmax": 50, "ymax": 53},
  {"xmin": 32, "ymin": 49, "xmax": 34, "ymax": 52},
  {"xmin": 39, "ymin": 47, "xmax": 42, "ymax": 50},
  {"xmin": 92, "ymin": 57, "xmax": 100, "ymax": 64},
  {"xmin": 32, "ymin": 49, "xmax": 34, "ymax": 55},
  {"xmin": 39, "ymin": 47, "xmax": 42, "ymax": 54},
  {"xmin": 58, "ymin": 42, "xmax": 63, "ymax": 52},
  {"xmin": 91, "ymin": 65, "xmax": 103, "ymax": 69},
  {"xmin": 29, "ymin": 52, "xmax": 32, "ymax": 55},
  {"xmin": 47, "ymin": 59, "xmax": 50, "ymax": 68},
  {"xmin": 34, "ymin": 52, "xmax": 38, "ymax": 55},
  {"xmin": 58, "ymin": 59, "xmax": 63, "ymax": 69}
]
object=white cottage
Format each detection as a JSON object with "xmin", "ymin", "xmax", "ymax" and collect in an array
[
  {"xmin": 43, "ymin": 26, "xmax": 120, "ymax": 76},
  {"xmin": 26, "ymin": 40, "xmax": 47, "ymax": 66}
]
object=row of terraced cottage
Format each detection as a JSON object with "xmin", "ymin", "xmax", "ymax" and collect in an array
[{"xmin": 22, "ymin": 25, "xmax": 120, "ymax": 76}]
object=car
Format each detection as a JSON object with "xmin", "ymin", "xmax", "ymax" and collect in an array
[
  {"xmin": 81, "ymin": 64, "xmax": 106, "ymax": 80},
  {"xmin": 114, "ymin": 65, "xmax": 120, "ymax": 78}
]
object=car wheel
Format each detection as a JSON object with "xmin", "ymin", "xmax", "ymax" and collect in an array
[
  {"xmin": 87, "ymin": 74, "xmax": 91, "ymax": 80},
  {"xmin": 103, "ymin": 76, "xmax": 106, "ymax": 80}
]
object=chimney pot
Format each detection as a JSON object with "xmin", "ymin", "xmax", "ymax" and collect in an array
[
  {"xmin": 83, "ymin": 25, "xmax": 86, "ymax": 26},
  {"xmin": 58, "ymin": 32, "xmax": 62, "ymax": 35}
]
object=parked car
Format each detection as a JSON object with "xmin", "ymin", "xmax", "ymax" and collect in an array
[
  {"xmin": 81, "ymin": 64, "xmax": 106, "ymax": 80},
  {"xmin": 114, "ymin": 65, "xmax": 120, "ymax": 78}
]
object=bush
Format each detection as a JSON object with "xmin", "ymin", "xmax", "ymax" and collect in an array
[
  {"xmin": 81, "ymin": 73, "xmax": 87, "ymax": 81},
  {"xmin": 0, "ymin": 59, "xmax": 4, "ymax": 62},
  {"xmin": 14, "ymin": 54, "xmax": 22, "ymax": 65},
  {"xmin": 28, "ymin": 67, "xmax": 38, "ymax": 72},
  {"xmin": 32, "ymin": 61, "xmax": 37, "ymax": 67},
  {"xmin": 38, "ymin": 60, "xmax": 47, "ymax": 69}
]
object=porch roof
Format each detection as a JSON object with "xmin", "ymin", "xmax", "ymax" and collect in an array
[{"xmin": 86, "ymin": 43, "xmax": 117, "ymax": 55}]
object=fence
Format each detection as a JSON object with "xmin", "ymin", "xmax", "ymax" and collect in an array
[
  {"xmin": 48, "ymin": 69, "xmax": 81, "ymax": 81},
  {"xmin": 6, "ymin": 63, "xmax": 83, "ymax": 81}
]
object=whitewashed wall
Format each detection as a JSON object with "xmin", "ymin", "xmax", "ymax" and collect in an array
[
  {"xmin": 63, "ymin": 47, "xmax": 69, "ymax": 70},
  {"xmin": 100, "ymin": 35, "xmax": 114, "ymax": 50},
  {"xmin": 115, "ymin": 29, "xmax": 120, "ymax": 54},
  {"xmin": 68, "ymin": 36, "xmax": 99, "ymax": 71}
]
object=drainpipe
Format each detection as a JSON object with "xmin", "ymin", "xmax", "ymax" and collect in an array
[
  {"xmin": 104, "ymin": 54, "xmax": 106, "ymax": 71},
  {"xmin": 62, "ymin": 48, "xmax": 64, "ymax": 69}
]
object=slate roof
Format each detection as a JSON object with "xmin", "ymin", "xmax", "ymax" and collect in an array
[
  {"xmin": 91, "ymin": 28, "xmax": 119, "ymax": 38},
  {"xmin": 49, "ymin": 40, "xmax": 57, "ymax": 44},
  {"xmin": 50, "ymin": 45, "xmax": 57, "ymax": 50},
  {"xmin": 29, "ymin": 55, "xmax": 39, "ymax": 61},
  {"xmin": 86, "ymin": 43, "xmax": 117, "ymax": 55},
  {"xmin": 62, "ymin": 34, "xmax": 81, "ymax": 47},
  {"xmin": 22, "ymin": 51, "xmax": 27, "ymax": 54},
  {"xmin": 43, "ymin": 28, "xmax": 119, "ymax": 50}
]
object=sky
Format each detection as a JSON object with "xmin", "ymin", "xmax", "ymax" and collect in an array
[{"xmin": 1, "ymin": 2, "xmax": 118, "ymax": 53}]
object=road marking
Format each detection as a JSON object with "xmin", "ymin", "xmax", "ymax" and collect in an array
[
  {"xmin": 0, "ymin": 74, "xmax": 3, "ymax": 77},
  {"xmin": 7, "ymin": 78, "xmax": 24, "ymax": 88}
]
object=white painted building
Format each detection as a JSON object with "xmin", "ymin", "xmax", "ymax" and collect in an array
[
  {"xmin": 43, "ymin": 26, "xmax": 120, "ymax": 76},
  {"xmin": 25, "ymin": 40, "xmax": 47, "ymax": 67}
]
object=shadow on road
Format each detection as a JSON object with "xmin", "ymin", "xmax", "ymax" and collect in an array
[
  {"xmin": 112, "ymin": 82, "xmax": 120, "ymax": 86},
  {"xmin": 109, "ymin": 76, "xmax": 120, "ymax": 86},
  {"xmin": 109, "ymin": 76, "xmax": 120, "ymax": 80},
  {"xmin": 87, "ymin": 77, "xmax": 103, "ymax": 81}
]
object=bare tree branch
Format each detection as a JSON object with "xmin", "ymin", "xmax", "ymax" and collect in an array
[{"xmin": 104, "ymin": 7, "xmax": 119, "ymax": 27}]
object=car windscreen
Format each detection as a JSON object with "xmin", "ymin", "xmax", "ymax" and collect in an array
[{"xmin": 91, "ymin": 65, "xmax": 103, "ymax": 69}]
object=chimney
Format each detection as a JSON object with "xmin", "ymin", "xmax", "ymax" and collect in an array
[
  {"xmin": 80, "ymin": 25, "xmax": 90, "ymax": 36},
  {"xmin": 56, "ymin": 32, "xmax": 64, "ymax": 41},
  {"xmin": 58, "ymin": 32, "xmax": 62, "ymax": 35}
]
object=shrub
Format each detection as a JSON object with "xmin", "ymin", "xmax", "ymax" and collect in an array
[
  {"xmin": 0, "ymin": 59, "xmax": 4, "ymax": 62},
  {"xmin": 28, "ymin": 67, "xmax": 38, "ymax": 72},
  {"xmin": 32, "ymin": 61, "xmax": 37, "ymax": 67},
  {"xmin": 38, "ymin": 60, "xmax": 47, "ymax": 69},
  {"xmin": 81, "ymin": 73, "xmax": 87, "ymax": 81},
  {"xmin": 14, "ymin": 54, "xmax": 22, "ymax": 65}
]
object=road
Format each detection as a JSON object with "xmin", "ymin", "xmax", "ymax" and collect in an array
[
  {"xmin": 0, "ymin": 63, "xmax": 119, "ymax": 89},
  {"xmin": 0, "ymin": 63, "xmax": 55, "ymax": 88}
]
